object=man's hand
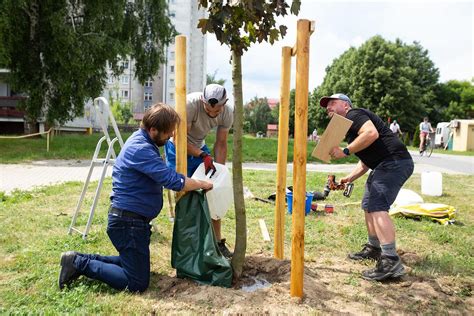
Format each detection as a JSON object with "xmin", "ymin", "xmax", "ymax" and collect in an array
[
  {"xmin": 200, "ymin": 180, "xmax": 213, "ymax": 191},
  {"xmin": 201, "ymin": 153, "xmax": 217, "ymax": 176},
  {"xmin": 329, "ymin": 146, "xmax": 346, "ymax": 160}
]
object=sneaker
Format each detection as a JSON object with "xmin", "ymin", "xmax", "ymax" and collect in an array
[
  {"xmin": 58, "ymin": 251, "xmax": 81, "ymax": 289},
  {"xmin": 217, "ymin": 239, "xmax": 233, "ymax": 259},
  {"xmin": 362, "ymin": 255, "xmax": 405, "ymax": 281},
  {"xmin": 348, "ymin": 243, "xmax": 381, "ymax": 261}
]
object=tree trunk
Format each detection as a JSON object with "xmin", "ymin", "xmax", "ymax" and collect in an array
[{"xmin": 230, "ymin": 51, "xmax": 246, "ymax": 279}]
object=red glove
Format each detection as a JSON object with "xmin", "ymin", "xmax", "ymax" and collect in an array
[{"xmin": 200, "ymin": 152, "xmax": 216, "ymax": 176}]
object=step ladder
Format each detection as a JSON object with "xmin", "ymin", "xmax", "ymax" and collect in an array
[{"xmin": 68, "ymin": 97, "xmax": 124, "ymax": 239}]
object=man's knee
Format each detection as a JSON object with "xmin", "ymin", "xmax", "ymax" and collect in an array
[{"xmin": 128, "ymin": 279, "xmax": 149, "ymax": 293}]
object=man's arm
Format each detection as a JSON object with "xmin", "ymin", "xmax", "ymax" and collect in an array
[
  {"xmin": 340, "ymin": 161, "xmax": 369, "ymax": 183},
  {"xmin": 183, "ymin": 176, "xmax": 213, "ymax": 191},
  {"xmin": 214, "ymin": 126, "xmax": 229, "ymax": 164},
  {"xmin": 330, "ymin": 120, "xmax": 378, "ymax": 159},
  {"xmin": 185, "ymin": 122, "xmax": 205, "ymax": 157}
]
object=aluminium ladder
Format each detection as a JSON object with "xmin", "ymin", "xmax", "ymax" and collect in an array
[{"xmin": 68, "ymin": 97, "xmax": 124, "ymax": 239}]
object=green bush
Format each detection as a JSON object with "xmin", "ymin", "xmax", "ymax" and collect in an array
[
  {"xmin": 412, "ymin": 127, "xmax": 420, "ymax": 148},
  {"xmin": 402, "ymin": 133, "xmax": 411, "ymax": 146}
]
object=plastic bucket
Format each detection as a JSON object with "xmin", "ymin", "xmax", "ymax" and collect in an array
[
  {"xmin": 286, "ymin": 192, "xmax": 313, "ymax": 215},
  {"xmin": 421, "ymin": 171, "xmax": 443, "ymax": 196}
]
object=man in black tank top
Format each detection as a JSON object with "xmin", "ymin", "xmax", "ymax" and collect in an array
[{"xmin": 320, "ymin": 93, "xmax": 414, "ymax": 281}]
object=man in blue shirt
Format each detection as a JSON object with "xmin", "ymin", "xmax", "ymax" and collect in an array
[{"xmin": 59, "ymin": 103, "xmax": 213, "ymax": 292}]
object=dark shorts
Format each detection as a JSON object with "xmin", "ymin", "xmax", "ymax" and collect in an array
[{"xmin": 362, "ymin": 159, "xmax": 414, "ymax": 212}]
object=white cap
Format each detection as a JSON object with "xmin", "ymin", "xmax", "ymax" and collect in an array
[{"xmin": 203, "ymin": 84, "xmax": 227, "ymax": 106}]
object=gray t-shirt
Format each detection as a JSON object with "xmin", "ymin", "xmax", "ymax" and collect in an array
[{"xmin": 185, "ymin": 92, "xmax": 234, "ymax": 148}]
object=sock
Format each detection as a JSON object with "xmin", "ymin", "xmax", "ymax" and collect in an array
[
  {"xmin": 368, "ymin": 235, "xmax": 380, "ymax": 248},
  {"xmin": 381, "ymin": 242, "xmax": 398, "ymax": 258}
]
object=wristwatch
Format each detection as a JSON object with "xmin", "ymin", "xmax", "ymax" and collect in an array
[
  {"xmin": 343, "ymin": 147, "xmax": 350, "ymax": 156},
  {"xmin": 199, "ymin": 152, "xmax": 208, "ymax": 158}
]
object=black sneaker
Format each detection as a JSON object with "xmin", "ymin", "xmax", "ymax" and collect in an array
[
  {"xmin": 362, "ymin": 255, "xmax": 405, "ymax": 281},
  {"xmin": 348, "ymin": 243, "xmax": 381, "ymax": 260},
  {"xmin": 58, "ymin": 251, "xmax": 81, "ymax": 289},
  {"xmin": 217, "ymin": 239, "xmax": 233, "ymax": 259}
]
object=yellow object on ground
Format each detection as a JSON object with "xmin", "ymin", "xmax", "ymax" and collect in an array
[{"xmin": 389, "ymin": 203, "xmax": 457, "ymax": 225}]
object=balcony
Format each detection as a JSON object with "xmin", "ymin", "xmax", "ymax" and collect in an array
[{"xmin": 0, "ymin": 96, "xmax": 26, "ymax": 119}]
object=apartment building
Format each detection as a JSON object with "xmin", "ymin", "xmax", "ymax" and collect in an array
[{"xmin": 102, "ymin": 0, "xmax": 207, "ymax": 115}]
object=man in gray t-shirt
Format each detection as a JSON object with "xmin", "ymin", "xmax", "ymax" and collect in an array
[{"xmin": 164, "ymin": 84, "xmax": 234, "ymax": 258}]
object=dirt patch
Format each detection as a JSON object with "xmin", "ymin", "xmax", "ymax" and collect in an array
[{"xmin": 144, "ymin": 253, "xmax": 473, "ymax": 314}]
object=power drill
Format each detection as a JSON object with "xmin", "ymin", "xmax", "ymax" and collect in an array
[{"xmin": 323, "ymin": 175, "xmax": 354, "ymax": 198}]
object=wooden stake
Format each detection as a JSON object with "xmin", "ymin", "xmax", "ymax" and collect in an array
[
  {"xmin": 274, "ymin": 46, "xmax": 292, "ymax": 260},
  {"xmin": 175, "ymin": 35, "xmax": 187, "ymax": 198},
  {"xmin": 290, "ymin": 19, "xmax": 312, "ymax": 298},
  {"xmin": 259, "ymin": 219, "xmax": 271, "ymax": 242}
]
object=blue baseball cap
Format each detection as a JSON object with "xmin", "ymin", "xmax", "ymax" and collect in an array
[{"xmin": 319, "ymin": 93, "xmax": 353, "ymax": 108}]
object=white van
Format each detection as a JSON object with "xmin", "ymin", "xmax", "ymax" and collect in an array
[{"xmin": 434, "ymin": 122, "xmax": 450, "ymax": 148}]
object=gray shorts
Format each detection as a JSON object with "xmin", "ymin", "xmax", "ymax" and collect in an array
[{"xmin": 362, "ymin": 159, "xmax": 414, "ymax": 212}]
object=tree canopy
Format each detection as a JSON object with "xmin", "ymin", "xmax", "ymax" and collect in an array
[
  {"xmin": 311, "ymin": 36, "xmax": 440, "ymax": 134},
  {"xmin": 433, "ymin": 79, "xmax": 474, "ymax": 121},
  {"xmin": 206, "ymin": 70, "xmax": 226, "ymax": 86},
  {"xmin": 0, "ymin": 0, "xmax": 175, "ymax": 124}
]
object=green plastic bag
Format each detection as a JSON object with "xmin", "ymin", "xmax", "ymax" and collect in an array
[{"xmin": 171, "ymin": 191, "xmax": 233, "ymax": 287}]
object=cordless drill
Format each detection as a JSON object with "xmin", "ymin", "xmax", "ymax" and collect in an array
[{"xmin": 323, "ymin": 175, "xmax": 354, "ymax": 198}]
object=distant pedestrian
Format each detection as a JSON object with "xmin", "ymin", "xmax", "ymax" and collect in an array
[
  {"xmin": 389, "ymin": 120, "xmax": 402, "ymax": 137},
  {"xmin": 419, "ymin": 117, "xmax": 434, "ymax": 153},
  {"xmin": 312, "ymin": 129, "xmax": 319, "ymax": 142}
]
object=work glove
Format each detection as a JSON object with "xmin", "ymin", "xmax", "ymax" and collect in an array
[{"xmin": 200, "ymin": 152, "xmax": 216, "ymax": 177}]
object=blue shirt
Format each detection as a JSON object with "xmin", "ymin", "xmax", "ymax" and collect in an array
[{"xmin": 111, "ymin": 129, "xmax": 185, "ymax": 218}]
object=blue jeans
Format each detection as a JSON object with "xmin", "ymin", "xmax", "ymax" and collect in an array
[
  {"xmin": 164, "ymin": 141, "xmax": 210, "ymax": 177},
  {"xmin": 73, "ymin": 213, "xmax": 152, "ymax": 292}
]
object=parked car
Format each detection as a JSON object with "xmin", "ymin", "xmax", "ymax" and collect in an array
[{"xmin": 434, "ymin": 122, "xmax": 451, "ymax": 148}]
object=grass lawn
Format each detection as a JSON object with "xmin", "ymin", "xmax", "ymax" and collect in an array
[
  {"xmin": 0, "ymin": 131, "xmax": 356, "ymax": 164},
  {"xmin": 0, "ymin": 171, "xmax": 472, "ymax": 314},
  {"xmin": 5, "ymin": 130, "xmax": 472, "ymax": 164}
]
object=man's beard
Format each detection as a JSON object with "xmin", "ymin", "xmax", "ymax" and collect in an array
[{"xmin": 152, "ymin": 135, "xmax": 168, "ymax": 147}]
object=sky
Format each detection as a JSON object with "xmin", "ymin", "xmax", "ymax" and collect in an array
[{"xmin": 205, "ymin": 0, "xmax": 473, "ymax": 104}]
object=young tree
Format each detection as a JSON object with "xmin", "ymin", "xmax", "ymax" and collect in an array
[
  {"xmin": 197, "ymin": 0, "xmax": 300, "ymax": 278},
  {"xmin": 0, "ymin": 0, "xmax": 175, "ymax": 125}
]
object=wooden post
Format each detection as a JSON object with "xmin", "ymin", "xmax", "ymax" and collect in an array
[
  {"xmin": 274, "ymin": 46, "xmax": 292, "ymax": 259},
  {"xmin": 290, "ymin": 19, "xmax": 311, "ymax": 298},
  {"xmin": 175, "ymin": 35, "xmax": 187, "ymax": 182},
  {"xmin": 46, "ymin": 129, "xmax": 50, "ymax": 152}
]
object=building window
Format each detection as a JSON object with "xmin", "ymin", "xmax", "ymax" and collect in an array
[
  {"xmin": 169, "ymin": 92, "xmax": 174, "ymax": 100},
  {"xmin": 170, "ymin": 79, "xmax": 175, "ymax": 86},
  {"xmin": 107, "ymin": 76, "xmax": 114, "ymax": 84},
  {"xmin": 170, "ymin": 11, "xmax": 176, "ymax": 18},
  {"xmin": 122, "ymin": 60, "xmax": 129, "ymax": 69},
  {"xmin": 145, "ymin": 79, "xmax": 153, "ymax": 87},
  {"xmin": 170, "ymin": 65, "xmax": 174, "ymax": 73},
  {"xmin": 121, "ymin": 75, "xmax": 129, "ymax": 84},
  {"xmin": 170, "ymin": 51, "xmax": 175, "ymax": 59},
  {"xmin": 144, "ymin": 92, "xmax": 152, "ymax": 101},
  {"xmin": 121, "ymin": 90, "xmax": 129, "ymax": 98}
]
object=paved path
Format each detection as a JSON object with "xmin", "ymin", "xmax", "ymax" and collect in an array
[{"xmin": 1, "ymin": 153, "xmax": 472, "ymax": 194}]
